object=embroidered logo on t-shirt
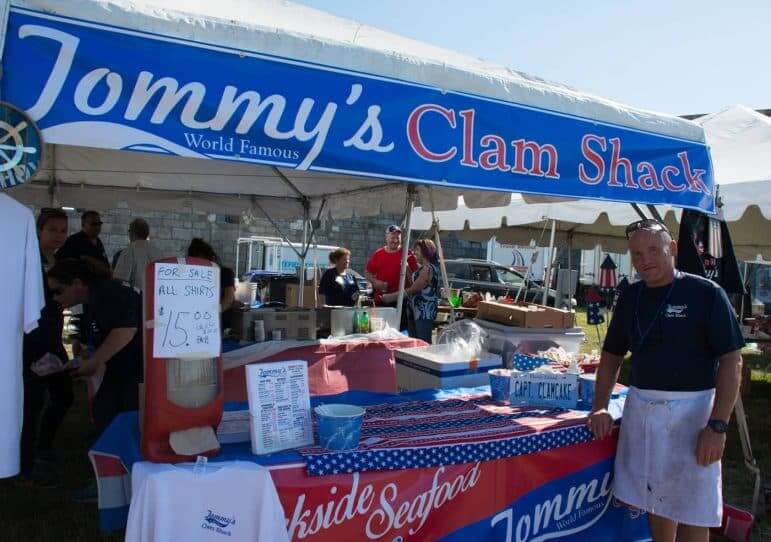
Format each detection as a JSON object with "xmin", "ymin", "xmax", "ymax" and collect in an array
[
  {"xmin": 202, "ymin": 509, "xmax": 236, "ymax": 536},
  {"xmin": 664, "ymin": 304, "xmax": 687, "ymax": 318}
]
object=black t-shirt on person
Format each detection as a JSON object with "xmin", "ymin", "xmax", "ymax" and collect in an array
[
  {"xmin": 603, "ymin": 272, "xmax": 744, "ymax": 392},
  {"xmin": 318, "ymin": 268, "xmax": 358, "ymax": 307},
  {"xmin": 80, "ymin": 280, "xmax": 143, "ymax": 382},
  {"xmin": 57, "ymin": 231, "xmax": 110, "ymax": 269}
]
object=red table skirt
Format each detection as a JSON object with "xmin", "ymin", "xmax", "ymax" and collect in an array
[{"xmin": 223, "ymin": 338, "xmax": 425, "ymax": 401}]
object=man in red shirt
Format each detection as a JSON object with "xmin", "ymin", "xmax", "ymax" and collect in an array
[{"xmin": 365, "ymin": 225, "xmax": 418, "ymax": 328}]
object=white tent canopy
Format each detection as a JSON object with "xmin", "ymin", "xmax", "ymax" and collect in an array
[
  {"xmin": 3, "ymin": 0, "xmax": 710, "ymax": 219},
  {"xmin": 695, "ymin": 104, "xmax": 771, "ymax": 220},
  {"xmin": 412, "ymin": 105, "xmax": 771, "ymax": 259}
]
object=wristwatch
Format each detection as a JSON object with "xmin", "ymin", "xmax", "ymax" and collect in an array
[{"xmin": 707, "ymin": 419, "xmax": 729, "ymax": 434}]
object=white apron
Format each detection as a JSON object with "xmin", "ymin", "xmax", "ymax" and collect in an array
[{"xmin": 614, "ymin": 386, "xmax": 722, "ymax": 527}]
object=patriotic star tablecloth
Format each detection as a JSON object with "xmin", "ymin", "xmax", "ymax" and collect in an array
[{"xmin": 299, "ymin": 394, "xmax": 605, "ymax": 476}]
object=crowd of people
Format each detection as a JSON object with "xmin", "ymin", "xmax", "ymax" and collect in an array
[
  {"xmin": 17, "ymin": 207, "xmax": 745, "ymax": 540},
  {"xmin": 22, "ymin": 213, "xmax": 440, "ymax": 488},
  {"xmin": 319, "ymin": 223, "xmax": 441, "ymax": 344},
  {"xmin": 18, "ymin": 209, "xmax": 236, "ymax": 492}
]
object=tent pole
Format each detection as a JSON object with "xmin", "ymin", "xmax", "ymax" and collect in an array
[
  {"xmin": 566, "ymin": 233, "xmax": 573, "ymax": 308},
  {"xmin": 396, "ymin": 187, "xmax": 415, "ymax": 327},
  {"xmin": 427, "ymin": 187, "xmax": 454, "ymax": 323},
  {"xmin": 299, "ymin": 202, "xmax": 309, "ymax": 307},
  {"xmin": 432, "ymin": 220, "xmax": 455, "ymax": 323},
  {"xmin": 646, "ymin": 204, "xmax": 663, "ymax": 222},
  {"xmin": 734, "ymin": 395, "xmax": 762, "ymax": 516},
  {"xmin": 253, "ymin": 201, "xmax": 304, "ymax": 259},
  {"xmin": 630, "ymin": 203, "xmax": 648, "ymax": 220},
  {"xmin": 542, "ymin": 219, "xmax": 557, "ymax": 306}
]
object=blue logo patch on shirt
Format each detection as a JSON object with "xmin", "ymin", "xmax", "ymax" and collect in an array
[
  {"xmin": 664, "ymin": 304, "xmax": 687, "ymax": 318},
  {"xmin": 202, "ymin": 509, "xmax": 236, "ymax": 536}
]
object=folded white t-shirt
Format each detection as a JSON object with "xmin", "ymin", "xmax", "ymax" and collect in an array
[{"xmin": 126, "ymin": 461, "xmax": 289, "ymax": 542}]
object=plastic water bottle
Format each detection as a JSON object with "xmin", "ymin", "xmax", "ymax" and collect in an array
[{"xmin": 352, "ymin": 310, "xmax": 359, "ymax": 334}]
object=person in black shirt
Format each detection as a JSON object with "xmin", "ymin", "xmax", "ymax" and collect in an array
[
  {"xmin": 587, "ymin": 219, "xmax": 744, "ymax": 540},
  {"xmin": 318, "ymin": 248, "xmax": 359, "ymax": 307},
  {"xmin": 56, "ymin": 210, "xmax": 111, "ymax": 273},
  {"xmin": 20, "ymin": 208, "xmax": 74, "ymax": 484},
  {"xmin": 48, "ymin": 259, "xmax": 142, "ymax": 436}
]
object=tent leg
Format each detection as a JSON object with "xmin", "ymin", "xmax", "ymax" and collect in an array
[
  {"xmin": 630, "ymin": 203, "xmax": 648, "ymax": 220},
  {"xmin": 396, "ymin": 188, "xmax": 415, "ymax": 327},
  {"xmin": 542, "ymin": 219, "xmax": 557, "ymax": 306},
  {"xmin": 432, "ymin": 220, "xmax": 455, "ymax": 324},
  {"xmin": 299, "ymin": 204, "xmax": 309, "ymax": 307},
  {"xmin": 646, "ymin": 204, "xmax": 663, "ymax": 222},
  {"xmin": 734, "ymin": 395, "xmax": 762, "ymax": 516}
]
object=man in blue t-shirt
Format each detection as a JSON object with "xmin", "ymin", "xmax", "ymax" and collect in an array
[{"xmin": 587, "ymin": 219, "xmax": 743, "ymax": 541}]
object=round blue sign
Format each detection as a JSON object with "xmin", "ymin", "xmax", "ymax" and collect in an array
[{"xmin": 0, "ymin": 102, "xmax": 43, "ymax": 189}]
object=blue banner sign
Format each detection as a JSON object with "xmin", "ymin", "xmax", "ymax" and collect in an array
[{"xmin": 2, "ymin": 8, "xmax": 714, "ymax": 211}]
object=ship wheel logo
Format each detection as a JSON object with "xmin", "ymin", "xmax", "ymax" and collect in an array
[{"xmin": 0, "ymin": 102, "xmax": 43, "ymax": 190}]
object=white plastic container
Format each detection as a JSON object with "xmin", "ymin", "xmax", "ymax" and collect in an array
[
  {"xmin": 395, "ymin": 344, "xmax": 503, "ymax": 391},
  {"xmin": 474, "ymin": 318, "xmax": 585, "ymax": 358}
]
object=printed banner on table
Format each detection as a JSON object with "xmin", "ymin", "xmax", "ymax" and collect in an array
[
  {"xmin": 3, "ymin": 7, "xmax": 713, "ymax": 211},
  {"xmin": 273, "ymin": 438, "xmax": 650, "ymax": 541}
]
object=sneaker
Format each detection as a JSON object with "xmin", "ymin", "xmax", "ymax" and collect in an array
[{"xmin": 71, "ymin": 482, "xmax": 98, "ymax": 503}]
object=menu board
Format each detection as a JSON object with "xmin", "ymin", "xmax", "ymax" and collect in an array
[
  {"xmin": 509, "ymin": 371, "xmax": 579, "ymax": 409},
  {"xmin": 153, "ymin": 262, "xmax": 221, "ymax": 359},
  {"xmin": 245, "ymin": 360, "xmax": 313, "ymax": 455}
]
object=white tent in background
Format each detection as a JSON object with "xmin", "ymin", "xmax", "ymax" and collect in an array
[{"xmin": 695, "ymin": 105, "xmax": 771, "ymax": 259}]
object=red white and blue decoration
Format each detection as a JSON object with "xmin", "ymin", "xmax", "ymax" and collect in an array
[
  {"xmin": 299, "ymin": 395, "xmax": 590, "ymax": 476},
  {"xmin": 512, "ymin": 352, "xmax": 550, "ymax": 371},
  {"xmin": 89, "ymin": 389, "xmax": 653, "ymax": 541},
  {"xmin": 599, "ymin": 255, "xmax": 618, "ymax": 292},
  {"xmin": 585, "ymin": 288, "xmax": 605, "ymax": 325}
]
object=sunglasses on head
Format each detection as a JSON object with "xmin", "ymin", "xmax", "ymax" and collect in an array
[{"xmin": 625, "ymin": 219, "xmax": 670, "ymax": 239}]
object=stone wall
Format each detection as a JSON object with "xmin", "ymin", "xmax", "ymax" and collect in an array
[{"xmin": 60, "ymin": 206, "xmax": 486, "ymax": 274}]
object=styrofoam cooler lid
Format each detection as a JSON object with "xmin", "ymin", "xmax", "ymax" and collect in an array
[
  {"xmin": 395, "ymin": 344, "xmax": 502, "ymax": 373},
  {"xmin": 474, "ymin": 318, "xmax": 585, "ymax": 337}
]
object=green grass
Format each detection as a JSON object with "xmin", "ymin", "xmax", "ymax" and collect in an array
[{"xmin": 1, "ymin": 312, "xmax": 768, "ymax": 540}]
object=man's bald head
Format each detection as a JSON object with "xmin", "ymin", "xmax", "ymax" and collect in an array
[
  {"xmin": 129, "ymin": 218, "xmax": 150, "ymax": 241},
  {"xmin": 628, "ymin": 228, "xmax": 677, "ymax": 287}
]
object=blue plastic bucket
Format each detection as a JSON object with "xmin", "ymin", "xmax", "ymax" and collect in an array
[
  {"xmin": 314, "ymin": 404, "xmax": 365, "ymax": 450},
  {"xmin": 488, "ymin": 369, "xmax": 512, "ymax": 403},
  {"xmin": 579, "ymin": 374, "xmax": 597, "ymax": 406}
]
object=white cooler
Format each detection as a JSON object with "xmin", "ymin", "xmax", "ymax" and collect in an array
[
  {"xmin": 474, "ymin": 318, "xmax": 585, "ymax": 358},
  {"xmin": 395, "ymin": 344, "xmax": 503, "ymax": 392}
]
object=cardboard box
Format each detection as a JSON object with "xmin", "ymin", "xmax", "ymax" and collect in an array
[
  {"xmin": 231, "ymin": 308, "xmax": 274, "ymax": 341},
  {"xmin": 477, "ymin": 301, "xmax": 574, "ymax": 329},
  {"xmin": 286, "ymin": 284, "xmax": 325, "ymax": 308},
  {"xmin": 260, "ymin": 309, "xmax": 317, "ymax": 340}
]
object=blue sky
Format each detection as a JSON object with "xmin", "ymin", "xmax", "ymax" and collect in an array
[{"xmin": 296, "ymin": 1, "xmax": 769, "ymax": 116}]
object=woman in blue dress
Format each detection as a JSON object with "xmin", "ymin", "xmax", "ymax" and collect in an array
[{"xmin": 406, "ymin": 239, "xmax": 439, "ymax": 343}]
